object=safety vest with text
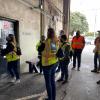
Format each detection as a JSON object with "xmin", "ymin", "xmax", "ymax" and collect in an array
[{"xmin": 42, "ymin": 39, "xmax": 58, "ymax": 66}]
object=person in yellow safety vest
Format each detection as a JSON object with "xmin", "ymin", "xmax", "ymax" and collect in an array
[
  {"xmin": 57, "ymin": 34, "xmax": 70, "ymax": 84},
  {"xmin": 36, "ymin": 35, "xmax": 45, "ymax": 74},
  {"xmin": 91, "ymin": 31, "xmax": 100, "ymax": 74},
  {"xmin": 71, "ymin": 30, "xmax": 85, "ymax": 71},
  {"xmin": 4, "ymin": 34, "xmax": 20, "ymax": 84},
  {"xmin": 56, "ymin": 30, "xmax": 64, "ymax": 73},
  {"xmin": 42, "ymin": 28, "xmax": 58, "ymax": 100}
]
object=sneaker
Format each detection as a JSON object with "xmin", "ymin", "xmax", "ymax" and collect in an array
[
  {"xmin": 91, "ymin": 69, "xmax": 97, "ymax": 73},
  {"xmin": 97, "ymin": 80, "xmax": 100, "ymax": 84},
  {"xmin": 10, "ymin": 79, "xmax": 16, "ymax": 83},
  {"xmin": 10, "ymin": 77, "xmax": 16, "ymax": 83},
  {"xmin": 14, "ymin": 79, "xmax": 20, "ymax": 84},
  {"xmin": 57, "ymin": 79, "xmax": 63, "ymax": 82},
  {"xmin": 77, "ymin": 68, "xmax": 80, "ymax": 71}
]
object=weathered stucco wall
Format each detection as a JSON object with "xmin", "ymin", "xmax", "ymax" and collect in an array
[
  {"xmin": 0, "ymin": 0, "xmax": 40, "ymax": 73},
  {"xmin": 44, "ymin": 0, "xmax": 63, "ymax": 36},
  {"xmin": 0, "ymin": 0, "xmax": 63, "ymax": 73}
]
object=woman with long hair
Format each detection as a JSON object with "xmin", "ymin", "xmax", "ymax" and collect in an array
[
  {"xmin": 5, "ymin": 34, "xmax": 20, "ymax": 84},
  {"xmin": 42, "ymin": 28, "xmax": 58, "ymax": 100}
]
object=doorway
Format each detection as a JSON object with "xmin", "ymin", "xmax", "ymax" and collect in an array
[{"xmin": 0, "ymin": 17, "xmax": 19, "ymax": 75}]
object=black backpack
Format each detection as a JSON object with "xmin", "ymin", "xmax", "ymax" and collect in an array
[{"xmin": 56, "ymin": 47, "xmax": 64, "ymax": 58}]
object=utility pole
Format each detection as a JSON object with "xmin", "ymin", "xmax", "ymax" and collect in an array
[{"xmin": 63, "ymin": 0, "xmax": 70, "ymax": 36}]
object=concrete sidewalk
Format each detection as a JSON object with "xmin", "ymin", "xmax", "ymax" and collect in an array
[
  {"xmin": 55, "ymin": 45, "xmax": 100, "ymax": 100},
  {"xmin": 1, "ymin": 62, "xmax": 100, "ymax": 100},
  {"xmin": 0, "ymin": 45, "xmax": 100, "ymax": 100},
  {"xmin": 0, "ymin": 70, "xmax": 61, "ymax": 100},
  {"xmin": 56, "ymin": 64, "xmax": 100, "ymax": 100},
  {"xmin": 0, "ymin": 73, "xmax": 45, "ymax": 100}
]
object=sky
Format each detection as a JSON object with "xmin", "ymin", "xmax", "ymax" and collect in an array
[{"xmin": 70, "ymin": 0, "xmax": 100, "ymax": 32}]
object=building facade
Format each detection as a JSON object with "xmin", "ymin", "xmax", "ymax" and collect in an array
[{"xmin": 0, "ymin": 0, "xmax": 63, "ymax": 73}]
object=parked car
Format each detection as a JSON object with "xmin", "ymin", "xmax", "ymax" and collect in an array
[
  {"xmin": 85, "ymin": 36, "xmax": 95, "ymax": 45},
  {"xmin": 85, "ymin": 38, "xmax": 91, "ymax": 44}
]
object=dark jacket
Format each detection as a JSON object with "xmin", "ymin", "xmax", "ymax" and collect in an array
[
  {"xmin": 56, "ymin": 42, "xmax": 70, "ymax": 62},
  {"xmin": 1, "ymin": 42, "xmax": 14, "ymax": 56},
  {"xmin": 62, "ymin": 42, "xmax": 70, "ymax": 61},
  {"xmin": 37, "ymin": 42, "xmax": 45, "ymax": 56}
]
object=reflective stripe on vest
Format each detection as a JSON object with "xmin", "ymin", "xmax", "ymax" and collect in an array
[
  {"xmin": 72, "ymin": 36, "xmax": 84, "ymax": 49},
  {"xmin": 42, "ymin": 39, "xmax": 58, "ymax": 66},
  {"xmin": 59, "ymin": 57, "xmax": 64, "ymax": 61},
  {"xmin": 6, "ymin": 52, "xmax": 19, "ymax": 62}
]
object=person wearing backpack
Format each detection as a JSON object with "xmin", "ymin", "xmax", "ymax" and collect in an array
[
  {"xmin": 36, "ymin": 35, "xmax": 45, "ymax": 74},
  {"xmin": 56, "ymin": 30, "xmax": 64, "ymax": 73},
  {"xmin": 57, "ymin": 34, "xmax": 70, "ymax": 84},
  {"xmin": 2, "ymin": 34, "xmax": 21, "ymax": 84}
]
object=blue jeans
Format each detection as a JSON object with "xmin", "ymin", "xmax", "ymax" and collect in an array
[
  {"xmin": 7, "ymin": 60, "xmax": 20, "ymax": 80},
  {"xmin": 43, "ymin": 63, "xmax": 57, "ymax": 100}
]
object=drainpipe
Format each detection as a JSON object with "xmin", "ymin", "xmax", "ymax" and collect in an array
[
  {"xmin": 63, "ymin": 0, "xmax": 70, "ymax": 37},
  {"xmin": 39, "ymin": 0, "xmax": 44, "ymax": 37}
]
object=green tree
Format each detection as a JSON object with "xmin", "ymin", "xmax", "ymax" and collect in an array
[{"xmin": 70, "ymin": 12, "xmax": 89, "ymax": 35}]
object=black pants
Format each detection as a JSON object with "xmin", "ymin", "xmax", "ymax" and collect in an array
[
  {"xmin": 94, "ymin": 52, "xmax": 100, "ymax": 70},
  {"xmin": 60, "ymin": 60, "xmax": 69, "ymax": 81},
  {"xmin": 7, "ymin": 60, "xmax": 20, "ymax": 80},
  {"xmin": 37, "ymin": 56, "xmax": 43, "ymax": 73},
  {"xmin": 73, "ymin": 49, "xmax": 82, "ymax": 68}
]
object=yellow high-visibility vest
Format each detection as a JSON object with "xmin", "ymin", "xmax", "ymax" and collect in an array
[
  {"xmin": 6, "ymin": 42, "xmax": 19, "ymax": 62},
  {"xmin": 36, "ymin": 42, "xmax": 40, "ymax": 51},
  {"xmin": 6, "ymin": 52, "xmax": 19, "ymax": 62},
  {"xmin": 42, "ymin": 39, "xmax": 58, "ymax": 66}
]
